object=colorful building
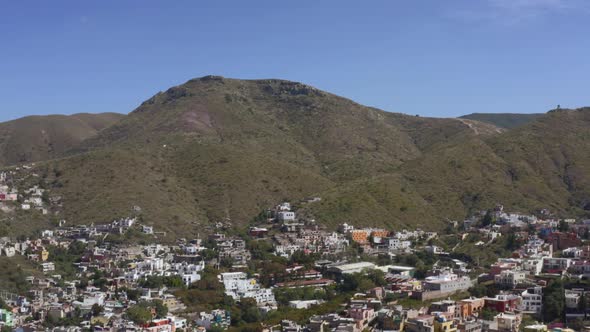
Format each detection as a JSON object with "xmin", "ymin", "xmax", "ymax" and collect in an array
[
  {"xmin": 0, "ymin": 309, "xmax": 13, "ymax": 327},
  {"xmin": 351, "ymin": 230, "xmax": 370, "ymax": 244}
]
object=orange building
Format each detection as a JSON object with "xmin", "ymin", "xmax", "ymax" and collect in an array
[
  {"xmin": 458, "ymin": 298, "xmax": 485, "ymax": 318},
  {"xmin": 371, "ymin": 229, "xmax": 390, "ymax": 239},
  {"xmin": 351, "ymin": 230, "xmax": 370, "ymax": 244}
]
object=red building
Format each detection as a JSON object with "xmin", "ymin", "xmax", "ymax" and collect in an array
[
  {"xmin": 484, "ymin": 294, "xmax": 521, "ymax": 312},
  {"xmin": 490, "ymin": 262, "xmax": 519, "ymax": 276},
  {"xmin": 248, "ymin": 227, "xmax": 268, "ymax": 238},
  {"xmin": 547, "ymin": 232, "xmax": 581, "ymax": 250}
]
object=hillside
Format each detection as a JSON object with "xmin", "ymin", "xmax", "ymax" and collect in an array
[
  {"xmin": 4, "ymin": 77, "xmax": 590, "ymax": 236},
  {"xmin": 459, "ymin": 112, "xmax": 543, "ymax": 129},
  {"xmin": 45, "ymin": 77, "xmax": 490, "ymax": 232},
  {"xmin": 0, "ymin": 113, "xmax": 124, "ymax": 166}
]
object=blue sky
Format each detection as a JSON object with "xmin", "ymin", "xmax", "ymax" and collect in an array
[{"xmin": 1, "ymin": 0, "xmax": 589, "ymax": 121}]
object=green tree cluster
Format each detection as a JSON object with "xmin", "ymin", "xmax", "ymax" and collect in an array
[
  {"xmin": 542, "ymin": 279, "xmax": 565, "ymax": 322},
  {"xmin": 139, "ymin": 275, "xmax": 185, "ymax": 288},
  {"xmin": 126, "ymin": 300, "xmax": 168, "ymax": 325}
]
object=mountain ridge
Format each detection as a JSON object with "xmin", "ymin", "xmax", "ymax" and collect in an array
[
  {"xmin": 459, "ymin": 112, "xmax": 544, "ymax": 129},
  {"xmin": 1, "ymin": 76, "xmax": 589, "ymax": 237},
  {"xmin": 0, "ymin": 112, "xmax": 124, "ymax": 166}
]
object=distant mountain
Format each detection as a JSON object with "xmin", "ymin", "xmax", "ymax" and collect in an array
[
  {"xmin": 0, "ymin": 113, "xmax": 124, "ymax": 166},
  {"xmin": 2, "ymin": 76, "xmax": 589, "ymax": 237},
  {"xmin": 459, "ymin": 113, "xmax": 544, "ymax": 129}
]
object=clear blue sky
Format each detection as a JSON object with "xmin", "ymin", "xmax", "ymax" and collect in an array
[{"xmin": 1, "ymin": 1, "xmax": 589, "ymax": 122}]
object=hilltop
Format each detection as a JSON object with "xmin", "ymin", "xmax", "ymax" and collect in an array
[
  {"xmin": 1, "ymin": 76, "xmax": 589, "ymax": 236},
  {"xmin": 0, "ymin": 113, "xmax": 124, "ymax": 166}
]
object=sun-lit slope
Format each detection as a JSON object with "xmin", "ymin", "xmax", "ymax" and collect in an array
[
  {"xmin": 51, "ymin": 76, "xmax": 502, "ymax": 231},
  {"xmin": 0, "ymin": 112, "xmax": 124, "ymax": 166},
  {"xmin": 28, "ymin": 76, "xmax": 590, "ymax": 234},
  {"xmin": 460, "ymin": 112, "xmax": 543, "ymax": 129}
]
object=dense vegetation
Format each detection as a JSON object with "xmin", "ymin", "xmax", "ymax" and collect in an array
[{"xmin": 0, "ymin": 255, "xmax": 42, "ymax": 294}]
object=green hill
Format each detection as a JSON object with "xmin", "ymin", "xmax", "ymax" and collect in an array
[
  {"xmin": 0, "ymin": 112, "xmax": 124, "ymax": 166},
  {"xmin": 2, "ymin": 77, "xmax": 590, "ymax": 236},
  {"xmin": 47, "ymin": 77, "xmax": 489, "ymax": 232}
]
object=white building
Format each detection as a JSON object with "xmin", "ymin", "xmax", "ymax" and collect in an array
[
  {"xmin": 543, "ymin": 257, "xmax": 571, "ymax": 272},
  {"xmin": 2, "ymin": 246, "xmax": 16, "ymax": 257},
  {"xmin": 425, "ymin": 245, "xmax": 446, "ymax": 255},
  {"xmin": 423, "ymin": 272, "xmax": 472, "ymax": 293},
  {"xmin": 138, "ymin": 257, "xmax": 166, "ymax": 272},
  {"xmin": 41, "ymin": 262, "xmax": 55, "ymax": 273},
  {"xmin": 275, "ymin": 244, "xmax": 302, "ymax": 258},
  {"xmin": 494, "ymin": 270, "xmax": 527, "ymax": 288},
  {"xmin": 122, "ymin": 217, "xmax": 136, "ymax": 228},
  {"xmin": 387, "ymin": 238, "xmax": 411, "ymax": 251},
  {"xmin": 278, "ymin": 202, "xmax": 291, "ymax": 211},
  {"xmin": 219, "ymin": 272, "xmax": 276, "ymax": 306},
  {"xmin": 27, "ymin": 197, "xmax": 43, "ymax": 207},
  {"xmin": 522, "ymin": 259, "xmax": 543, "ymax": 276},
  {"xmin": 520, "ymin": 287, "xmax": 542, "ymax": 314},
  {"xmin": 289, "ymin": 300, "xmax": 323, "ymax": 309},
  {"xmin": 495, "ymin": 312, "xmax": 521, "ymax": 332},
  {"xmin": 565, "ymin": 289, "xmax": 586, "ymax": 310},
  {"xmin": 339, "ymin": 223, "xmax": 355, "ymax": 233},
  {"xmin": 327, "ymin": 262, "xmax": 376, "ymax": 275},
  {"xmin": 278, "ymin": 211, "xmax": 296, "ymax": 222},
  {"xmin": 181, "ymin": 273, "xmax": 201, "ymax": 287}
]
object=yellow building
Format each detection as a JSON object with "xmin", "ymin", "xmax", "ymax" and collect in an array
[
  {"xmin": 434, "ymin": 316, "xmax": 457, "ymax": 332},
  {"xmin": 40, "ymin": 248, "xmax": 49, "ymax": 262}
]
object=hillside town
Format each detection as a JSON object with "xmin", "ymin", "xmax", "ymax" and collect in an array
[
  {"xmin": 4, "ymin": 0, "xmax": 590, "ymax": 331},
  {"xmin": 2, "ymin": 194, "xmax": 590, "ymax": 332}
]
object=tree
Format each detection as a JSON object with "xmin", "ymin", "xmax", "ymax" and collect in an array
[
  {"xmin": 191, "ymin": 267, "xmax": 224, "ymax": 290},
  {"xmin": 559, "ymin": 220, "xmax": 569, "ymax": 232},
  {"xmin": 164, "ymin": 275, "xmax": 185, "ymax": 288},
  {"xmin": 152, "ymin": 300, "xmax": 168, "ymax": 318},
  {"xmin": 505, "ymin": 233, "xmax": 520, "ymax": 251},
  {"xmin": 481, "ymin": 308, "xmax": 499, "ymax": 320},
  {"xmin": 580, "ymin": 292, "xmax": 587, "ymax": 318},
  {"xmin": 366, "ymin": 269, "xmax": 387, "ymax": 287},
  {"xmin": 124, "ymin": 288, "xmax": 141, "ymax": 301},
  {"xmin": 126, "ymin": 304, "xmax": 153, "ymax": 325},
  {"xmin": 290, "ymin": 250, "xmax": 319, "ymax": 266},
  {"xmin": 468, "ymin": 284, "xmax": 487, "ymax": 298},
  {"xmin": 542, "ymin": 279, "xmax": 565, "ymax": 322},
  {"xmin": 338, "ymin": 271, "xmax": 378, "ymax": 293},
  {"xmin": 240, "ymin": 298, "xmax": 261, "ymax": 323},
  {"xmin": 91, "ymin": 303, "xmax": 104, "ymax": 316},
  {"xmin": 248, "ymin": 240, "xmax": 274, "ymax": 260},
  {"xmin": 481, "ymin": 210, "xmax": 494, "ymax": 227},
  {"xmin": 220, "ymin": 257, "xmax": 234, "ymax": 268},
  {"xmin": 0, "ymin": 298, "xmax": 9, "ymax": 310}
]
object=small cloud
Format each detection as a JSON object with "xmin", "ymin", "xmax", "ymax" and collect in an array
[{"xmin": 80, "ymin": 16, "xmax": 89, "ymax": 24}]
